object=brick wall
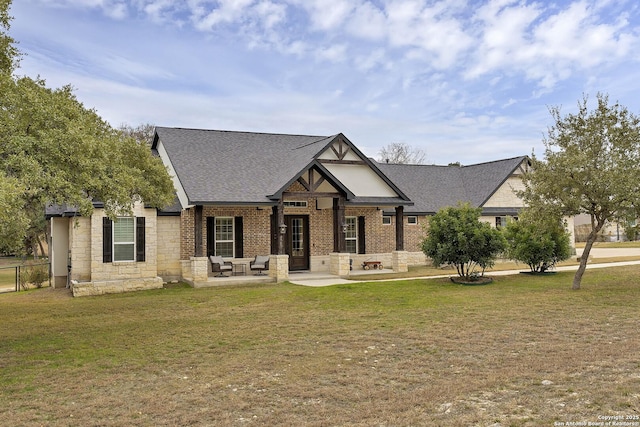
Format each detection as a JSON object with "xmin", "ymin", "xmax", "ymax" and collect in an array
[
  {"xmin": 202, "ymin": 206, "xmax": 272, "ymax": 257},
  {"xmin": 180, "ymin": 208, "xmax": 195, "ymax": 259}
]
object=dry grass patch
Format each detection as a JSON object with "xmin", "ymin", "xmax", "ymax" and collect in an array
[{"xmin": 1, "ymin": 267, "xmax": 639, "ymax": 426}]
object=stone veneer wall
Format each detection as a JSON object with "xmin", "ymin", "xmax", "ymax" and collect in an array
[
  {"xmin": 157, "ymin": 216, "xmax": 182, "ymax": 280},
  {"xmin": 90, "ymin": 203, "xmax": 159, "ymax": 281},
  {"xmin": 482, "ymin": 176, "xmax": 526, "ymax": 208},
  {"xmin": 71, "ymin": 277, "xmax": 163, "ymax": 297},
  {"xmin": 69, "ymin": 217, "xmax": 91, "ymax": 282}
]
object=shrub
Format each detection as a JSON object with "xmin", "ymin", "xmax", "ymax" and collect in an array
[
  {"xmin": 19, "ymin": 264, "xmax": 49, "ymax": 289},
  {"xmin": 503, "ymin": 210, "xmax": 572, "ymax": 273},
  {"xmin": 421, "ymin": 203, "xmax": 506, "ymax": 279}
]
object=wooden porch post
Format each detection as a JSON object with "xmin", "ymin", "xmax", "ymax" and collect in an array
[
  {"xmin": 194, "ymin": 205, "xmax": 204, "ymax": 257},
  {"xmin": 277, "ymin": 200, "xmax": 285, "ymax": 255},
  {"xmin": 333, "ymin": 196, "xmax": 346, "ymax": 252},
  {"xmin": 395, "ymin": 205, "xmax": 404, "ymax": 251}
]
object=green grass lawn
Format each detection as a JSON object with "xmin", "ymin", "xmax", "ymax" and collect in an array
[{"xmin": 1, "ymin": 267, "xmax": 639, "ymax": 426}]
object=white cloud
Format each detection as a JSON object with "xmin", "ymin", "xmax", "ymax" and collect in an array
[
  {"xmin": 468, "ymin": 0, "xmax": 639, "ymax": 89},
  {"xmin": 289, "ymin": 0, "xmax": 355, "ymax": 31},
  {"xmin": 315, "ymin": 44, "xmax": 348, "ymax": 62},
  {"xmin": 355, "ymin": 48, "xmax": 389, "ymax": 72},
  {"xmin": 346, "ymin": 2, "xmax": 387, "ymax": 40},
  {"xmin": 38, "ymin": 0, "xmax": 130, "ymax": 19},
  {"xmin": 384, "ymin": 0, "xmax": 474, "ymax": 68},
  {"xmin": 254, "ymin": 1, "xmax": 287, "ymax": 29},
  {"xmin": 191, "ymin": 0, "xmax": 255, "ymax": 30}
]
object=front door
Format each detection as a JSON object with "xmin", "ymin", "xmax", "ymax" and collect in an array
[{"xmin": 285, "ymin": 215, "xmax": 309, "ymax": 271}]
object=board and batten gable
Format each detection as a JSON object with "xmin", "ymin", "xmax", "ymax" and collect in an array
[{"xmin": 318, "ymin": 137, "xmax": 401, "ymax": 198}]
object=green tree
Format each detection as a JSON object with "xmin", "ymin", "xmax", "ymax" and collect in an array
[
  {"xmin": 0, "ymin": 1, "xmax": 175, "ymax": 254},
  {"xmin": 520, "ymin": 94, "xmax": 640, "ymax": 289},
  {"xmin": 503, "ymin": 210, "xmax": 572, "ymax": 273},
  {"xmin": 421, "ymin": 203, "xmax": 506, "ymax": 279}
]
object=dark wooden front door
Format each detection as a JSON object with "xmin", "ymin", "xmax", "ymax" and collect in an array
[{"xmin": 285, "ymin": 215, "xmax": 309, "ymax": 271}]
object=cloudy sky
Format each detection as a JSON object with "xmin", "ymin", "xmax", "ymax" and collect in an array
[{"xmin": 9, "ymin": 0, "xmax": 640, "ymax": 164}]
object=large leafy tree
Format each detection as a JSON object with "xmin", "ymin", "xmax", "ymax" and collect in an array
[
  {"xmin": 0, "ymin": 1, "xmax": 174, "ymax": 254},
  {"xmin": 503, "ymin": 210, "xmax": 572, "ymax": 273},
  {"xmin": 520, "ymin": 94, "xmax": 640, "ymax": 289},
  {"xmin": 421, "ymin": 203, "xmax": 506, "ymax": 279}
]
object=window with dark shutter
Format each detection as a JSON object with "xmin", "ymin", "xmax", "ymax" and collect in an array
[
  {"xmin": 358, "ymin": 216, "xmax": 366, "ymax": 254},
  {"xmin": 136, "ymin": 217, "xmax": 145, "ymax": 262},
  {"xmin": 234, "ymin": 216, "xmax": 244, "ymax": 258},
  {"xmin": 103, "ymin": 217, "xmax": 112, "ymax": 263},
  {"xmin": 206, "ymin": 217, "xmax": 215, "ymax": 257}
]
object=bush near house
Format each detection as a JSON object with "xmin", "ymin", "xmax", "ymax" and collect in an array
[
  {"xmin": 18, "ymin": 264, "xmax": 49, "ymax": 290},
  {"xmin": 421, "ymin": 203, "xmax": 506, "ymax": 280},
  {"xmin": 503, "ymin": 210, "xmax": 572, "ymax": 273}
]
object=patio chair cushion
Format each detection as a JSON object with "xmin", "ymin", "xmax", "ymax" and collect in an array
[
  {"xmin": 210, "ymin": 256, "xmax": 232, "ymax": 271},
  {"xmin": 251, "ymin": 255, "xmax": 269, "ymax": 270},
  {"xmin": 250, "ymin": 255, "xmax": 269, "ymax": 270}
]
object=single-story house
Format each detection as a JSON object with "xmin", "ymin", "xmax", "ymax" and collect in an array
[{"xmin": 48, "ymin": 127, "xmax": 541, "ymax": 296}]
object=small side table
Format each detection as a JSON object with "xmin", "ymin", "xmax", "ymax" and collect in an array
[{"xmin": 232, "ymin": 263, "xmax": 246, "ymax": 276}]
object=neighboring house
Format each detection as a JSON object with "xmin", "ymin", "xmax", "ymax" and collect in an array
[
  {"xmin": 573, "ymin": 214, "xmax": 631, "ymax": 242},
  {"xmin": 47, "ymin": 127, "xmax": 538, "ymax": 296}
]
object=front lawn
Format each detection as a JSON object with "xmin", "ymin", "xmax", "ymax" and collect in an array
[{"xmin": 1, "ymin": 267, "xmax": 639, "ymax": 426}]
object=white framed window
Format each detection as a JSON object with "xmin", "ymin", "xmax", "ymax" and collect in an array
[
  {"xmin": 382, "ymin": 216, "xmax": 392, "ymax": 225},
  {"xmin": 113, "ymin": 217, "xmax": 135, "ymax": 262},
  {"xmin": 283, "ymin": 201, "xmax": 308, "ymax": 208},
  {"xmin": 215, "ymin": 217, "xmax": 234, "ymax": 257},
  {"xmin": 345, "ymin": 216, "xmax": 357, "ymax": 254},
  {"xmin": 495, "ymin": 216, "xmax": 517, "ymax": 228},
  {"xmin": 407, "ymin": 216, "xmax": 418, "ymax": 225}
]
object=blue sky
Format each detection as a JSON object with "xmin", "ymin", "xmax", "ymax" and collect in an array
[{"xmin": 9, "ymin": 0, "xmax": 640, "ymax": 164}]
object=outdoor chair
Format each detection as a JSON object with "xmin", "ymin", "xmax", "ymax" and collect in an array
[
  {"xmin": 210, "ymin": 256, "xmax": 232, "ymax": 277},
  {"xmin": 250, "ymin": 255, "xmax": 270, "ymax": 275}
]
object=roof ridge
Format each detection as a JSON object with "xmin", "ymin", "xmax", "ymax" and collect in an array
[
  {"xmin": 156, "ymin": 126, "xmax": 328, "ymax": 139},
  {"xmin": 294, "ymin": 135, "xmax": 336, "ymax": 150},
  {"xmin": 461, "ymin": 155, "xmax": 528, "ymax": 168}
]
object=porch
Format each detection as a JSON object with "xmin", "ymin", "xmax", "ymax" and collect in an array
[{"xmin": 189, "ymin": 266, "xmax": 391, "ymax": 288}]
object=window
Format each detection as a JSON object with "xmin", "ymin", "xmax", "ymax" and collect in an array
[
  {"xmin": 113, "ymin": 217, "xmax": 135, "ymax": 261},
  {"xmin": 215, "ymin": 217, "xmax": 234, "ymax": 257},
  {"xmin": 495, "ymin": 216, "xmax": 517, "ymax": 228},
  {"xmin": 382, "ymin": 216, "xmax": 391, "ymax": 225},
  {"xmin": 283, "ymin": 201, "xmax": 308, "ymax": 208},
  {"xmin": 345, "ymin": 216, "xmax": 357, "ymax": 253},
  {"xmin": 103, "ymin": 217, "xmax": 144, "ymax": 263},
  {"xmin": 407, "ymin": 216, "xmax": 418, "ymax": 225}
]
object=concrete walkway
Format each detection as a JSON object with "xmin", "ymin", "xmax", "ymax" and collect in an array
[{"xmin": 289, "ymin": 247, "xmax": 640, "ymax": 287}]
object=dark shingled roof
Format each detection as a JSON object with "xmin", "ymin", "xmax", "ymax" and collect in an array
[
  {"xmin": 376, "ymin": 156, "xmax": 528, "ymax": 214},
  {"xmin": 154, "ymin": 127, "xmax": 337, "ymax": 205}
]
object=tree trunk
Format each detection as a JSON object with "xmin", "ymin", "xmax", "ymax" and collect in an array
[
  {"xmin": 37, "ymin": 235, "xmax": 45, "ymax": 259},
  {"xmin": 573, "ymin": 218, "xmax": 603, "ymax": 290}
]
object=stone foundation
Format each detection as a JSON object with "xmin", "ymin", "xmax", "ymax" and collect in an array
[
  {"xmin": 392, "ymin": 250, "xmax": 409, "ymax": 273},
  {"xmin": 71, "ymin": 277, "xmax": 163, "ymax": 297},
  {"xmin": 268, "ymin": 255, "xmax": 289, "ymax": 282},
  {"xmin": 330, "ymin": 252, "xmax": 351, "ymax": 276}
]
